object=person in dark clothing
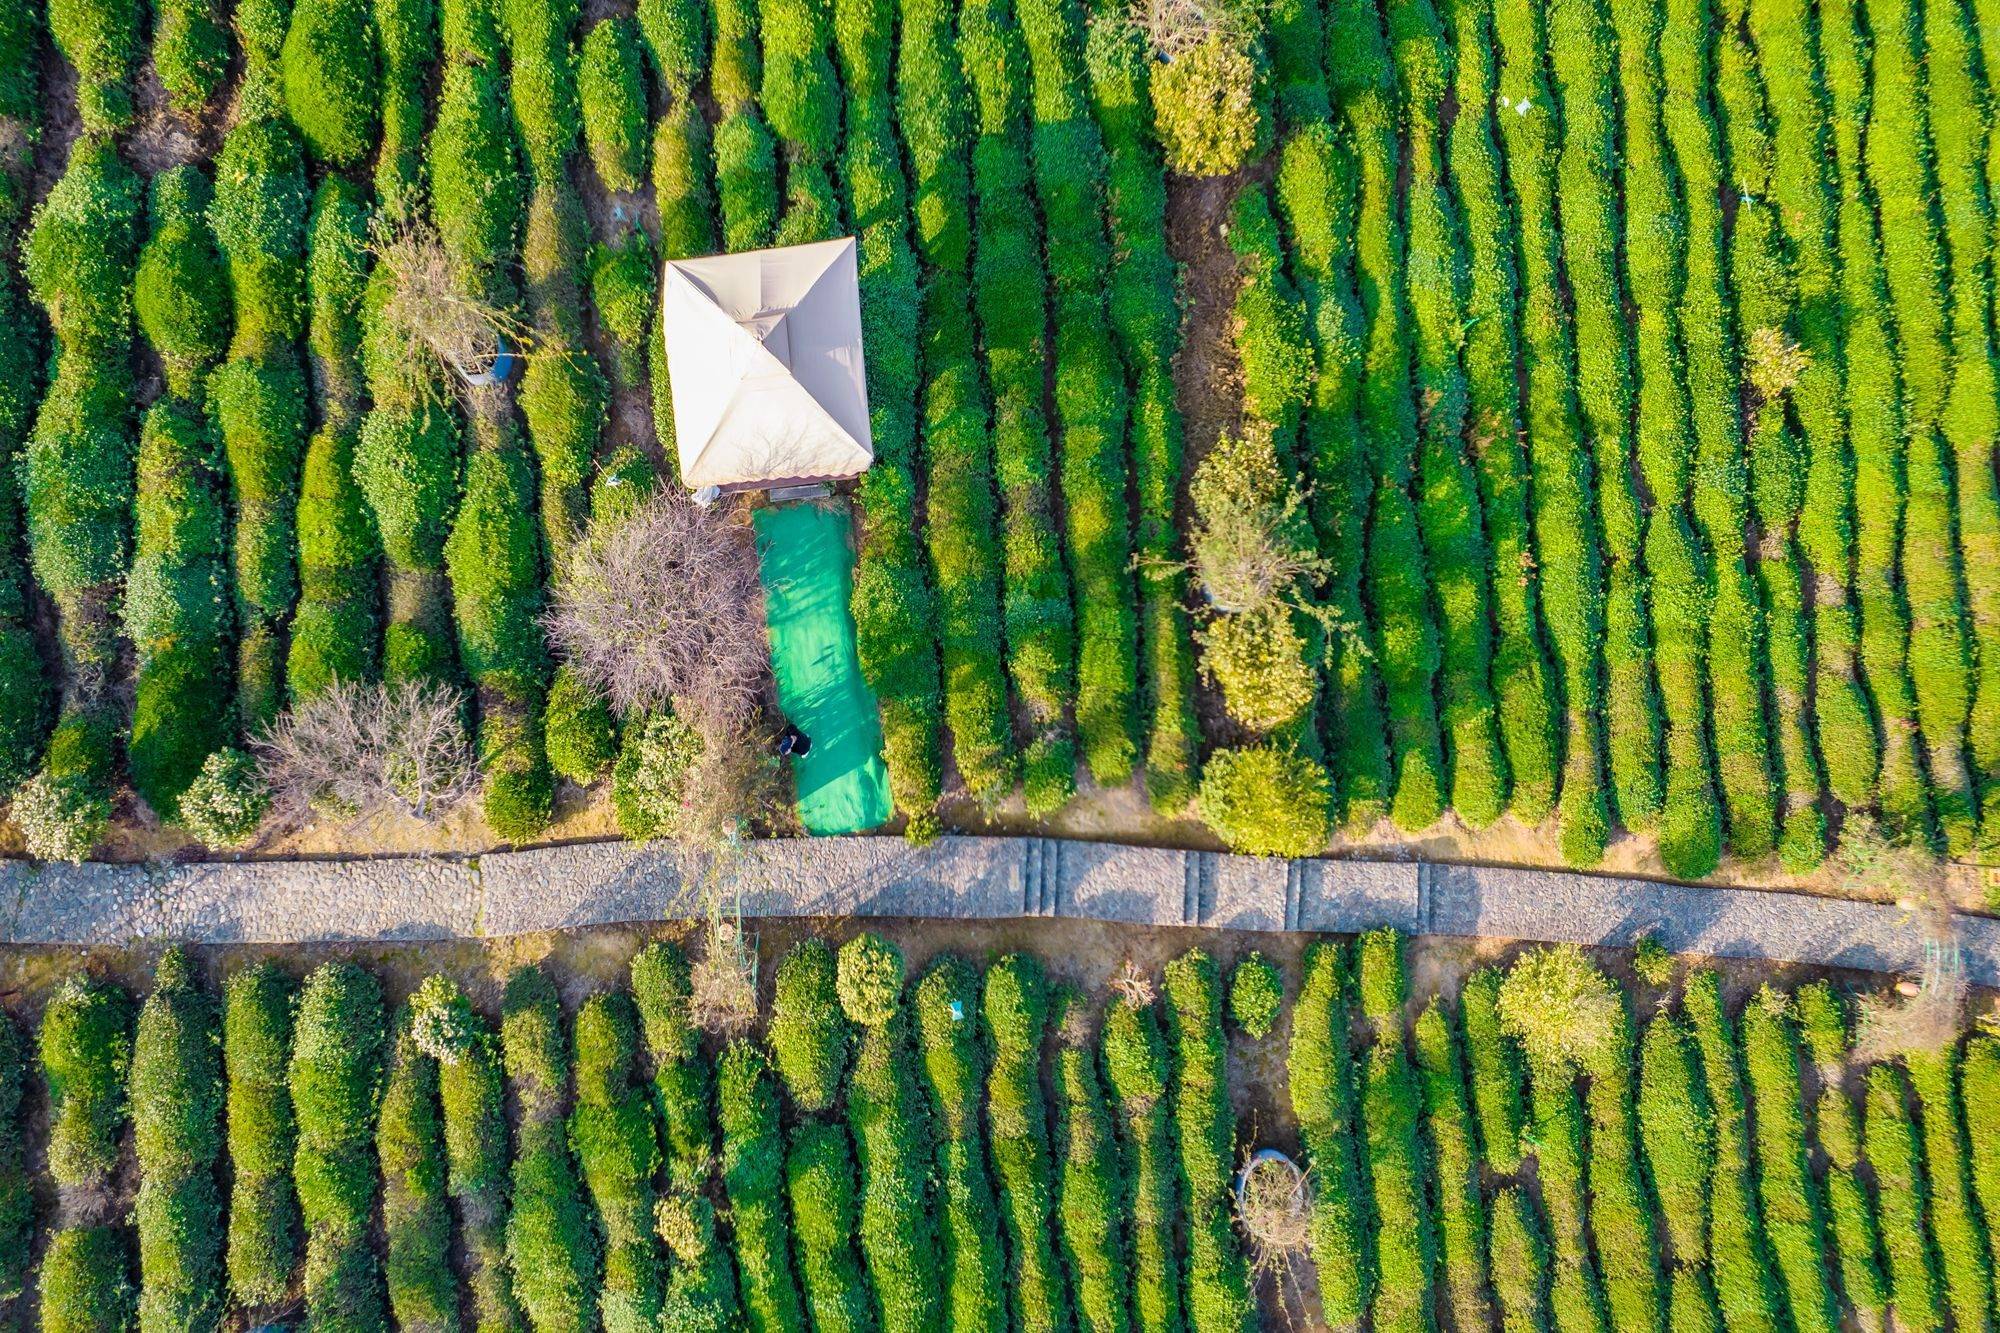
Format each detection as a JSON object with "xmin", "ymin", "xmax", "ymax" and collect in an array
[{"xmin": 776, "ymin": 723, "xmax": 812, "ymax": 758}]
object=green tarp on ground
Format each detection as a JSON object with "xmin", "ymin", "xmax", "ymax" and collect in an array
[{"xmin": 754, "ymin": 500, "xmax": 893, "ymax": 835}]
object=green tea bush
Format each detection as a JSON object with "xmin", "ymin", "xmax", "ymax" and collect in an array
[
  {"xmin": 1863, "ymin": 1063, "xmax": 1944, "ymax": 1330},
  {"xmin": 1458, "ymin": 968, "xmax": 1524, "ymax": 1173},
  {"xmin": 42, "ymin": 1226, "xmax": 135, "ymax": 1333},
  {"xmin": 1545, "ymin": 0, "xmax": 1662, "ymax": 836},
  {"xmin": 430, "ymin": 60, "xmax": 524, "ymax": 277},
  {"xmin": 501, "ymin": 966, "xmax": 600, "ymax": 1331},
  {"xmin": 1739, "ymin": 991, "xmax": 1838, "ymax": 1333},
  {"xmin": 909, "ymin": 0, "xmax": 1037, "ymax": 806},
  {"xmin": 1685, "ymin": 972, "xmax": 1781, "ymax": 1333},
  {"xmin": 1268, "ymin": 110, "xmax": 1390, "ymax": 832},
  {"xmin": 1163, "ymin": 950, "xmax": 1255, "ymax": 1331},
  {"xmin": 1793, "ymin": 985, "xmax": 1885, "ymax": 1326},
  {"xmin": 1228, "ymin": 953, "xmax": 1282, "ymax": 1039},
  {"xmin": 126, "ymin": 402, "xmax": 233, "ymax": 821},
  {"xmin": 371, "ymin": 0, "xmax": 435, "ymax": 219},
  {"xmin": 1082, "ymin": 14, "xmax": 1197, "ymax": 809},
  {"xmin": 1960, "ymin": 1038, "xmax": 2000, "ymax": 1295},
  {"xmin": 1489, "ymin": 1185, "xmax": 1552, "ymax": 1332},
  {"xmin": 840, "ymin": 937, "xmax": 940, "ymax": 1333},
  {"xmin": 1720, "ymin": 0, "xmax": 1832, "ymax": 868},
  {"xmin": 377, "ymin": 1010, "xmax": 455, "ymax": 1329},
  {"xmin": 580, "ymin": 18, "xmax": 648, "ymax": 191},
  {"xmin": 1636, "ymin": 1012, "xmax": 1712, "ymax": 1265},
  {"xmin": 1356, "ymin": 930, "xmax": 1436, "ymax": 1330},
  {"xmin": 636, "ymin": 0, "xmax": 704, "ymax": 93},
  {"xmin": 1016, "ymin": 0, "xmax": 1137, "ymax": 788},
  {"xmin": 657, "ymin": 1189, "xmax": 740, "ymax": 1331},
  {"xmin": 1522, "ymin": 1060, "xmax": 1609, "ymax": 1333},
  {"xmin": 569, "ymin": 992, "xmax": 665, "ymax": 1329},
  {"xmin": 1414, "ymin": 999, "xmax": 1492, "ymax": 1330},
  {"xmin": 1101, "ymin": 994, "xmax": 1182, "ymax": 1333},
  {"xmin": 291, "ymin": 174, "xmax": 380, "ymax": 701},
  {"xmin": 0, "ymin": 1015, "xmax": 29, "ymax": 1303},
  {"xmin": 1819, "ymin": 0, "xmax": 1930, "ymax": 832},
  {"xmin": 282, "ymin": 0, "xmax": 382, "ymax": 167},
  {"xmin": 153, "ymin": 0, "xmax": 228, "ymax": 110},
  {"xmin": 132, "ymin": 949, "xmax": 224, "ymax": 1333},
  {"xmin": 1328, "ymin": 0, "xmax": 1444, "ymax": 832},
  {"xmin": 984, "ymin": 954, "xmax": 1069, "ymax": 1331},
  {"xmin": 1903, "ymin": 1048, "xmax": 1991, "ymax": 1331},
  {"xmin": 416, "ymin": 975, "xmax": 524, "ymax": 1327},
  {"xmin": 716, "ymin": 1042, "xmax": 806, "ymax": 1332},
  {"xmin": 40, "ymin": 973, "xmax": 132, "ymax": 1189},
  {"xmin": 1151, "ymin": 34, "xmax": 1262, "ymax": 177},
  {"xmin": 713, "ymin": 101, "xmax": 778, "ymax": 253},
  {"xmin": 610, "ymin": 709, "xmax": 700, "ymax": 840},
  {"xmin": 588, "ymin": 226, "xmax": 656, "ymax": 388},
  {"xmin": 224, "ymin": 962, "xmax": 299, "ymax": 1305},
  {"xmin": 1197, "ymin": 743, "xmax": 1330, "ymax": 858},
  {"xmin": 1438, "ymin": 0, "xmax": 1559, "ymax": 823},
  {"xmin": 787, "ymin": 1120, "xmax": 878, "ymax": 1332},
  {"xmin": 51, "ymin": 0, "xmax": 141, "ymax": 129},
  {"xmin": 1388, "ymin": 0, "xmax": 1508, "ymax": 830},
  {"xmin": 758, "ymin": 0, "xmax": 839, "ymax": 161},
  {"xmin": 628, "ymin": 941, "xmax": 711, "ymax": 1192},
  {"xmin": 768, "ymin": 940, "xmax": 850, "ymax": 1114},
  {"xmin": 134, "ymin": 167, "xmax": 229, "ymax": 400},
  {"xmin": 290, "ymin": 962, "xmax": 388, "ymax": 1329},
  {"xmin": 1050, "ymin": 991, "xmax": 1130, "ymax": 1333},
  {"xmin": 1288, "ymin": 942, "xmax": 1364, "ymax": 1324},
  {"xmin": 0, "ymin": 153, "xmax": 52, "ymax": 791},
  {"xmin": 1486, "ymin": 0, "xmax": 1608, "ymax": 862},
  {"xmin": 912, "ymin": 960, "xmax": 1007, "ymax": 1332},
  {"xmin": 544, "ymin": 669, "xmax": 613, "ymax": 783}
]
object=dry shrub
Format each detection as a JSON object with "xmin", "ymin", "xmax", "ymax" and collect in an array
[
  {"xmin": 1109, "ymin": 959, "xmax": 1156, "ymax": 1007},
  {"xmin": 1237, "ymin": 1153, "xmax": 1312, "ymax": 1254},
  {"xmin": 546, "ymin": 490, "xmax": 770, "ymax": 728},
  {"xmin": 256, "ymin": 678, "xmax": 480, "ymax": 827},
  {"xmin": 1124, "ymin": 0, "xmax": 1251, "ymax": 58},
  {"xmin": 1746, "ymin": 326, "xmax": 1810, "ymax": 400},
  {"xmin": 371, "ymin": 218, "xmax": 533, "ymax": 390}
]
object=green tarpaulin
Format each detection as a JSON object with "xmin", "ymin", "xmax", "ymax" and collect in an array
[{"xmin": 754, "ymin": 501, "xmax": 893, "ymax": 835}]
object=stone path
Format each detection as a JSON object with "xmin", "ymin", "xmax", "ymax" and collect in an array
[{"xmin": 0, "ymin": 836, "xmax": 1993, "ymax": 985}]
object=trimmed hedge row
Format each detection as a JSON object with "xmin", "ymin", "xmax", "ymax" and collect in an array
[
  {"xmin": 1545, "ymin": 0, "xmax": 1664, "ymax": 835},
  {"xmin": 377, "ymin": 1009, "xmax": 455, "ymax": 1328},
  {"xmin": 1636, "ymin": 1012, "xmax": 1712, "ymax": 1267},
  {"xmin": 1739, "ymin": 991, "xmax": 1838, "ymax": 1333},
  {"xmin": 372, "ymin": 0, "xmax": 435, "ymax": 220},
  {"xmin": 1014, "ymin": 0, "xmax": 1139, "ymax": 787},
  {"xmin": 224, "ymin": 963, "xmax": 299, "ymax": 1306},
  {"xmin": 1328, "ymin": 0, "xmax": 1444, "ymax": 831},
  {"xmin": 1287, "ymin": 932, "xmax": 1366, "ymax": 1327},
  {"xmin": 1102, "ymin": 995, "xmax": 1182, "ymax": 1333},
  {"xmin": 1794, "ymin": 985, "xmax": 1887, "ymax": 1327},
  {"xmin": 1051, "ymin": 989, "xmax": 1131, "ymax": 1333},
  {"xmin": 1904, "ymin": 1048, "xmax": 1992, "ymax": 1331},
  {"xmin": 290, "ymin": 962, "xmax": 388, "ymax": 1329},
  {"xmin": 1082, "ymin": 15, "xmax": 1199, "ymax": 812},
  {"xmin": 837, "ymin": 936, "xmax": 942, "ymax": 1333},
  {"xmin": 132, "ymin": 950, "xmax": 225, "ymax": 1333},
  {"xmin": 1163, "ymin": 950, "xmax": 1255, "ymax": 1332},
  {"xmin": 0, "ymin": 1013, "xmax": 28, "ymax": 1306},
  {"xmin": 913, "ymin": 959, "xmax": 1007, "ymax": 1333},
  {"xmin": 1685, "ymin": 971, "xmax": 1782, "ymax": 1333},
  {"xmin": 1413, "ymin": 998, "xmax": 1492, "ymax": 1329},
  {"xmin": 1438, "ymin": 0, "xmax": 1560, "ymax": 825},
  {"xmin": 787, "ymin": 1119, "xmax": 877, "ymax": 1333},
  {"xmin": 1863, "ymin": 1063, "xmax": 1945, "ymax": 1329},
  {"xmin": 1820, "ymin": 0, "xmax": 1932, "ymax": 835},
  {"xmin": 630, "ymin": 942, "xmax": 712, "ymax": 1193},
  {"xmin": 984, "ymin": 954, "xmax": 1069, "ymax": 1332},
  {"xmin": 1388, "ymin": 0, "xmax": 1507, "ymax": 830},
  {"xmin": 949, "ymin": 0, "xmax": 1070, "ymax": 808},
  {"xmin": 716, "ymin": 1041, "xmax": 805, "ymax": 1333},
  {"xmin": 1486, "ymin": 0, "xmax": 1610, "ymax": 863},
  {"xmin": 500, "ymin": 966, "xmax": 599, "ymax": 1332},
  {"xmin": 769, "ymin": 939, "xmax": 851, "ymax": 1114},
  {"xmin": 422, "ymin": 975, "xmax": 526, "ymax": 1328},
  {"xmin": 1356, "ymin": 931, "xmax": 1435, "ymax": 1331},
  {"xmin": 570, "ymin": 992, "xmax": 665, "ymax": 1328}
]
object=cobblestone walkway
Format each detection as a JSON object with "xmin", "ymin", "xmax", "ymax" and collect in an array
[{"xmin": 0, "ymin": 837, "xmax": 1992, "ymax": 985}]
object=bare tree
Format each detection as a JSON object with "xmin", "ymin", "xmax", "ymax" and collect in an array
[
  {"xmin": 546, "ymin": 489, "xmax": 771, "ymax": 727},
  {"xmin": 370, "ymin": 219, "xmax": 536, "ymax": 394},
  {"xmin": 256, "ymin": 679, "xmax": 480, "ymax": 829}
]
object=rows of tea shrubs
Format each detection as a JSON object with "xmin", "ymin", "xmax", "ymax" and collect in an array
[
  {"xmin": 0, "ymin": 932, "xmax": 1996, "ymax": 1331},
  {"xmin": 16, "ymin": 0, "xmax": 2000, "ymax": 883}
]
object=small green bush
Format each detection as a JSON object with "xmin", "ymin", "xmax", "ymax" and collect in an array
[
  {"xmin": 41, "ymin": 1227, "xmax": 135, "ymax": 1333},
  {"xmin": 1151, "ymin": 34, "xmax": 1263, "ymax": 177},
  {"xmin": 611, "ymin": 709, "xmax": 702, "ymax": 840},
  {"xmin": 281, "ymin": 0, "xmax": 382, "ymax": 167},
  {"xmin": 134, "ymin": 166, "xmax": 228, "ymax": 398},
  {"xmin": 40, "ymin": 974, "xmax": 133, "ymax": 1189},
  {"xmin": 580, "ymin": 17, "xmax": 648, "ymax": 192},
  {"xmin": 290, "ymin": 961, "xmax": 388, "ymax": 1328},
  {"xmin": 1228, "ymin": 952, "xmax": 1283, "ymax": 1038},
  {"xmin": 767, "ymin": 940, "xmax": 851, "ymax": 1114},
  {"xmin": 13, "ymin": 765, "xmax": 113, "ymax": 862},
  {"xmin": 1198, "ymin": 743, "xmax": 1330, "ymax": 857},
  {"xmin": 716, "ymin": 1042, "xmax": 806, "ymax": 1332},
  {"xmin": 546, "ymin": 666, "xmax": 615, "ymax": 784},
  {"xmin": 224, "ymin": 962, "xmax": 298, "ymax": 1305},
  {"xmin": 589, "ymin": 227, "xmax": 656, "ymax": 387},
  {"xmin": 1632, "ymin": 936, "xmax": 1676, "ymax": 988},
  {"xmin": 787, "ymin": 1120, "xmax": 876, "ymax": 1331},
  {"xmin": 837, "ymin": 934, "xmax": 905, "ymax": 1028},
  {"xmin": 154, "ymin": 0, "xmax": 228, "ymax": 110},
  {"xmin": 51, "ymin": 0, "xmax": 142, "ymax": 130}
]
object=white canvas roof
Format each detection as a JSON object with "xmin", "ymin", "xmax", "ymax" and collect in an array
[{"xmin": 660, "ymin": 237, "xmax": 875, "ymax": 491}]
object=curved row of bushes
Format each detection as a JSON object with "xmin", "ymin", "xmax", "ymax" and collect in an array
[{"xmin": 912, "ymin": 958, "xmax": 1006, "ymax": 1330}]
